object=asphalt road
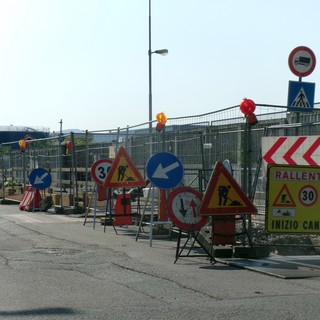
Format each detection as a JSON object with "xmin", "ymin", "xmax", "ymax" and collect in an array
[{"xmin": 1, "ymin": 205, "xmax": 320, "ymax": 320}]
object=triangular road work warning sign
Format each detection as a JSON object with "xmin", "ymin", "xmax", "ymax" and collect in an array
[
  {"xmin": 199, "ymin": 161, "xmax": 257, "ymax": 215},
  {"xmin": 103, "ymin": 146, "xmax": 145, "ymax": 188},
  {"xmin": 272, "ymin": 184, "xmax": 296, "ymax": 207}
]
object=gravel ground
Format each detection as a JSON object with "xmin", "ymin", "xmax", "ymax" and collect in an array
[{"xmin": 237, "ymin": 222, "xmax": 320, "ymax": 256}]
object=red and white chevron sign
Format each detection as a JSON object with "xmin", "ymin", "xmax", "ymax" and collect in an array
[{"xmin": 262, "ymin": 136, "xmax": 320, "ymax": 166}]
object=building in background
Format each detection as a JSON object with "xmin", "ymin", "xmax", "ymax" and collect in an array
[{"xmin": 0, "ymin": 125, "xmax": 50, "ymax": 150}]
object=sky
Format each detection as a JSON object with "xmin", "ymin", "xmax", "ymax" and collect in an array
[{"xmin": 0, "ymin": 0, "xmax": 320, "ymax": 133}]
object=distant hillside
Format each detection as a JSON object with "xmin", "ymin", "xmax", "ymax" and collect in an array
[{"xmin": 62, "ymin": 129, "xmax": 85, "ymax": 134}]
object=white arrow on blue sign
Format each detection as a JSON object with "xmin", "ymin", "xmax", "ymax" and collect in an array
[
  {"xmin": 29, "ymin": 168, "xmax": 52, "ymax": 190},
  {"xmin": 146, "ymin": 152, "xmax": 184, "ymax": 190}
]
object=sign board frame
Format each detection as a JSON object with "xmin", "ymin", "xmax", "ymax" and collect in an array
[{"xmin": 266, "ymin": 164, "xmax": 320, "ymax": 233}]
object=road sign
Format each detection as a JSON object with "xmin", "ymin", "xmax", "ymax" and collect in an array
[
  {"xmin": 91, "ymin": 159, "xmax": 113, "ymax": 186},
  {"xmin": 272, "ymin": 184, "xmax": 296, "ymax": 207},
  {"xmin": 103, "ymin": 146, "xmax": 145, "ymax": 188},
  {"xmin": 222, "ymin": 159, "xmax": 233, "ymax": 175},
  {"xmin": 299, "ymin": 185, "xmax": 317, "ymax": 207},
  {"xmin": 199, "ymin": 161, "xmax": 256, "ymax": 215},
  {"xmin": 262, "ymin": 136, "xmax": 320, "ymax": 166},
  {"xmin": 288, "ymin": 46, "xmax": 316, "ymax": 77},
  {"xmin": 167, "ymin": 186, "xmax": 208, "ymax": 232},
  {"xmin": 266, "ymin": 164, "xmax": 320, "ymax": 233},
  {"xmin": 29, "ymin": 168, "xmax": 52, "ymax": 190},
  {"xmin": 146, "ymin": 152, "xmax": 184, "ymax": 190},
  {"xmin": 287, "ymin": 81, "xmax": 315, "ymax": 113}
]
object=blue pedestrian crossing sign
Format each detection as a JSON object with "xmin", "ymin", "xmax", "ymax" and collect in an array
[
  {"xmin": 287, "ymin": 80, "xmax": 315, "ymax": 113},
  {"xmin": 29, "ymin": 168, "xmax": 52, "ymax": 190}
]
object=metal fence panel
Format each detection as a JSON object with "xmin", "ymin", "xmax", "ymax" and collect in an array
[{"xmin": 2, "ymin": 104, "xmax": 320, "ymax": 218}]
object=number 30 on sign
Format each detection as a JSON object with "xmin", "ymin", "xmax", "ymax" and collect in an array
[
  {"xmin": 299, "ymin": 185, "xmax": 317, "ymax": 207},
  {"xmin": 91, "ymin": 159, "xmax": 113, "ymax": 186}
]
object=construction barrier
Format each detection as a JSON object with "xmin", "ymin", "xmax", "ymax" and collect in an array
[
  {"xmin": 212, "ymin": 216, "xmax": 236, "ymax": 245},
  {"xmin": 113, "ymin": 193, "xmax": 133, "ymax": 226},
  {"xmin": 19, "ymin": 185, "xmax": 42, "ymax": 212}
]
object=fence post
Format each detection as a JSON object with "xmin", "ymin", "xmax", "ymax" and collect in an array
[
  {"xmin": 84, "ymin": 130, "xmax": 89, "ymax": 208},
  {"xmin": 200, "ymin": 133, "xmax": 208, "ymax": 189},
  {"xmin": 59, "ymin": 119, "xmax": 63, "ymax": 209},
  {"xmin": 1, "ymin": 146, "xmax": 4, "ymax": 198},
  {"xmin": 71, "ymin": 132, "xmax": 78, "ymax": 207},
  {"xmin": 22, "ymin": 151, "xmax": 26, "ymax": 188},
  {"xmin": 242, "ymin": 122, "xmax": 248, "ymax": 194},
  {"xmin": 243, "ymin": 120, "xmax": 253, "ymax": 233}
]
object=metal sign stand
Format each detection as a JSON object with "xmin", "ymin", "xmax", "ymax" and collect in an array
[
  {"xmin": 135, "ymin": 184, "xmax": 151, "ymax": 242},
  {"xmin": 103, "ymin": 188, "xmax": 113, "ymax": 233},
  {"xmin": 112, "ymin": 187, "xmax": 131, "ymax": 235},
  {"xmin": 32, "ymin": 187, "xmax": 36, "ymax": 213},
  {"xmin": 174, "ymin": 229, "xmax": 215, "ymax": 264},
  {"xmin": 211, "ymin": 215, "xmax": 256, "ymax": 258},
  {"xmin": 149, "ymin": 184, "xmax": 156, "ymax": 247},
  {"xmin": 92, "ymin": 184, "xmax": 98, "ymax": 230},
  {"xmin": 83, "ymin": 184, "xmax": 97, "ymax": 228},
  {"xmin": 83, "ymin": 184, "xmax": 113, "ymax": 232},
  {"xmin": 135, "ymin": 184, "xmax": 172, "ymax": 247}
]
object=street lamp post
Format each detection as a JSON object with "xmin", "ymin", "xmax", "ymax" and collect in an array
[{"xmin": 148, "ymin": 0, "xmax": 168, "ymax": 134}]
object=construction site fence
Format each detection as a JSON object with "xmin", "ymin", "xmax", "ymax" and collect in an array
[{"xmin": 1, "ymin": 103, "xmax": 320, "ymax": 215}]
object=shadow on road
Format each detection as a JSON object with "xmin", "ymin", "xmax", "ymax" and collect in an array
[{"xmin": 0, "ymin": 307, "xmax": 78, "ymax": 317}]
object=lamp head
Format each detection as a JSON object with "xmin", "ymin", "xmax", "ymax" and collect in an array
[{"xmin": 154, "ymin": 49, "xmax": 168, "ymax": 56}]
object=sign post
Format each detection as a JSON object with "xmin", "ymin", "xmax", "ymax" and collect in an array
[
  {"xmin": 87, "ymin": 159, "xmax": 113, "ymax": 229},
  {"xmin": 167, "ymin": 186, "xmax": 210, "ymax": 263},
  {"xmin": 103, "ymin": 147, "xmax": 145, "ymax": 232},
  {"xmin": 144, "ymin": 152, "xmax": 184, "ymax": 246},
  {"xmin": 199, "ymin": 161, "xmax": 257, "ymax": 251}
]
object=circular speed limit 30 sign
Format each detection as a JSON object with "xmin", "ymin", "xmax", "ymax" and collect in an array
[
  {"xmin": 299, "ymin": 185, "xmax": 318, "ymax": 207},
  {"xmin": 91, "ymin": 159, "xmax": 113, "ymax": 185}
]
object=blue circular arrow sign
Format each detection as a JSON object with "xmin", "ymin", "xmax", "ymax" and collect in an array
[
  {"xmin": 29, "ymin": 168, "xmax": 52, "ymax": 190},
  {"xmin": 146, "ymin": 152, "xmax": 184, "ymax": 190}
]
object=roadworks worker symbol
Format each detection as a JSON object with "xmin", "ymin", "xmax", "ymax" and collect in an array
[
  {"xmin": 273, "ymin": 184, "xmax": 296, "ymax": 207},
  {"xmin": 216, "ymin": 181, "xmax": 243, "ymax": 207},
  {"xmin": 103, "ymin": 146, "xmax": 145, "ymax": 188},
  {"xmin": 199, "ymin": 161, "xmax": 256, "ymax": 215}
]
